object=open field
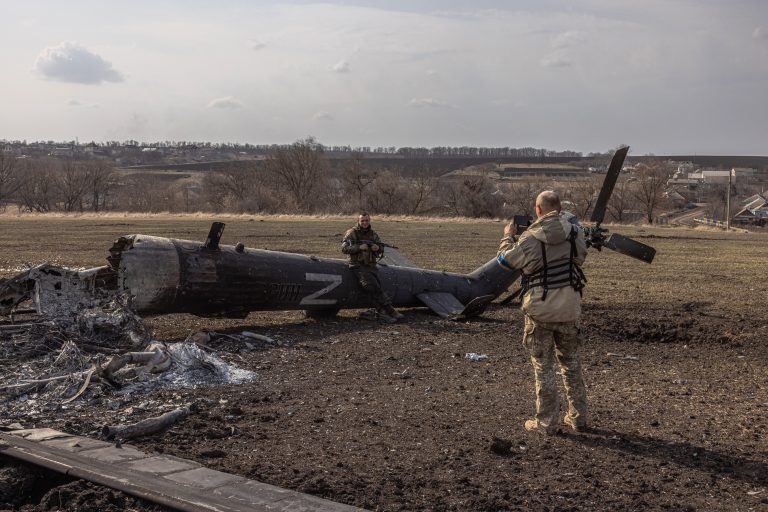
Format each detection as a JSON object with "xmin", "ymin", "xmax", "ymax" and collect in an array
[{"xmin": 1, "ymin": 215, "xmax": 767, "ymax": 511}]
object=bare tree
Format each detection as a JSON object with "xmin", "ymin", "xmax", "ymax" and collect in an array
[
  {"xmin": 84, "ymin": 161, "xmax": 115, "ymax": 212},
  {"xmin": 340, "ymin": 153, "xmax": 377, "ymax": 211},
  {"xmin": 0, "ymin": 151, "xmax": 22, "ymax": 210},
  {"xmin": 368, "ymin": 171, "xmax": 403, "ymax": 214},
  {"xmin": 18, "ymin": 160, "xmax": 58, "ymax": 213},
  {"xmin": 201, "ymin": 173, "xmax": 230, "ymax": 212},
  {"xmin": 503, "ymin": 178, "xmax": 550, "ymax": 217},
  {"xmin": 606, "ymin": 178, "xmax": 637, "ymax": 223},
  {"xmin": 405, "ymin": 173, "xmax": 439, "ymax": 215},
  {"xmin": 440, "ymin": 179, "xmax": 463, "ymax": 216},
  {"xmin": 440, "ymin": 176, "xmax": 503, "ymax": 218},
  {"xmin": 632, "ymin": 160, "xmax": 672, "ymax": 223},
  {"xmin": 119, "ymin": 174, "xmax": 175, "ymax": 212},
  {"xmin": 59, "ymin": 160, "xmax": 91, "ymax": 212},
  {"xmin": 702, "ymin": 183, "xmax": 738, "ymax": 221},
  {"xmin": 265, "ymin": 137, "xmax": 330, "ymax": 212},
  {"xmin": 567, "ymin": 176, "xmax": 602, "ymax": 220},
  {"xmin": 200, "ymin": 162, "xmax": 275, "ymax": 213}
]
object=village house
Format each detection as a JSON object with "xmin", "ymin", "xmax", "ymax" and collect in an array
[{"xmin": 732, "ymin": 193, "xmax": 768, "ymax": 226}]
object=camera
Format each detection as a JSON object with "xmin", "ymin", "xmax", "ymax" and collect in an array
[{"xmin": 512, "ymin": 215, "xmax": 533, "ymax": 233}]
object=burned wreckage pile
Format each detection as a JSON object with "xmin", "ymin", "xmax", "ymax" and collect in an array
[{"xmin": 0, "ymin": 237, "xmax": 258, "ymax": 436}]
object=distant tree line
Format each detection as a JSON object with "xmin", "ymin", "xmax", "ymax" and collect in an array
[
  {"xmin": 0, "ymin": 141, "xmax": 674, "ymax": 223},
  {"xmin": 2, "ymin": 138, "xmax": 588, "ymax": 159}
]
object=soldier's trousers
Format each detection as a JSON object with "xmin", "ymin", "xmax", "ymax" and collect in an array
[
  {"xmin": 523, "ymin": 316, "xmax": 588, "ymax": 429},
  {"xmin": 351, "ymin": 266, "xmax": 392, "ymax": 310}
]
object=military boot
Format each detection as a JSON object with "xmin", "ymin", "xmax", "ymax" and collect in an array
[
  {"xmin": 524, "ymin": 419, "xmax": 558, "ymax": 435},
  {"xmin": 384, "ymin": 305, "xmax": 404, "ymax": 320},
  {"xmin": 359, "ymin": 309, "xmax": 378, "ymax": 321},
  {"xmin": 376, "ymin": 308, "xmax": 398, "ymax": 324},
  {"xmin": 563, "ymin": 416, "xmax": 588, "ymax": 432}
]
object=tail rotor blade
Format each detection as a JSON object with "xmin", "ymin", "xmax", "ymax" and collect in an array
[
  {"xmin": 590, "ymin": 146, "xmax": 629, "ymax": 225},
  {"xmin": 603, "ymin": 233, "xmax": 656, "ymax": 263}
]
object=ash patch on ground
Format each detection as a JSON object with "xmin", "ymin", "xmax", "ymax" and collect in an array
[
  {"xmin": 116, "ymin": 342, "xmax": 257, "ymax": 396},
  {"xmin": 0, "ymin": 279, "xmax": 258, "ymax": 425}
]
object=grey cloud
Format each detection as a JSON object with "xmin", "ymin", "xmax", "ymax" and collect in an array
[
  {"xmin": 68, "ymin": 99, "xmax": 99, "ymax": 108},
  {"xmin": 753, "ymin": 26, "xmax": 767, "ymax": 40},
  {"xmin": 313, "ymin": 111, "xmax": 333, "ymax": 120},
  {"xmin": 409, "ymin": 98, "xmax": 451, "ymax": 108},
  {"xmin": 249, "ymin": 39, "xmax": 266, "ymax": 50},
  {"xmin": 490, "ymin": 98, "xmax": 526, "ymax": 108},
  {"xmin": 333, "ymin": 60, "xmax": 351, "ymax": 73},
  {"xmin": 540, "ymin": 55, "xmax": 572, "ymax": 68},
  {"xmin": 552, "ymin": 31, "xmax": 585, "ymax": 49},
  {"xmin": 207, "ymin": 96, "xmax": 245, "ymax": 109},
  {"xmin": 34, "ymin": 41, "xmax": 123, "ymax": 84}
]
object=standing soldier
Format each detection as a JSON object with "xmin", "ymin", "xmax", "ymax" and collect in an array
[
  {"xmin": 342, "ymin": 212, "xmax": 404, "ymax": 323},
  {"xmin": 497, "ymin": 191, "xmax": 589, "ymax": 434}
]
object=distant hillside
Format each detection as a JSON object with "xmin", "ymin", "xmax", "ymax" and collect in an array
[{"xmin": 120, "ymin": 154, "xmax": 768, "ymax": 176}]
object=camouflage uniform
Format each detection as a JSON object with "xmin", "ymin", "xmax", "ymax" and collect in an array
[
  {"xmin": 497, "ymin": 211, "xmax": 589, "ymax": 433},
  {"xmin": 341, "ymin": 225, "xmax": 393, "ymax": 311}
]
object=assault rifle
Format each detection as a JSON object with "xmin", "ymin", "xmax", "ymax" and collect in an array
[{"xmin": 357, "ymin": 240, "xmax": 398, "ymax": 250}]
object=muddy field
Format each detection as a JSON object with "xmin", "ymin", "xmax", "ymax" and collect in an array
[{"xmin": 1, "ymin": 215, "xmax": 767, "ymax": 511}]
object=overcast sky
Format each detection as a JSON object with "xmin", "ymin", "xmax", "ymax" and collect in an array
[{"xmin": 1, "ymin": 0, "xmax": 766, "ymax": 155}]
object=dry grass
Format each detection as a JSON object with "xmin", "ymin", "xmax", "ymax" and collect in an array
[{"xmin": 0, "ymin": 210, "xmax": 507, "ymax": 224}]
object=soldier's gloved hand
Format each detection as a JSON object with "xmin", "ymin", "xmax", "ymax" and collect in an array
[
  {"xmin": 503, "ymin": 222, "xmax": 515, "ymax": 236},
  {"xmin": 370, "ymin": 244, "xmax": 380, "ymax": 252},
  {"xmin": 359, "ymin": 244, "xmax": 369, "ymax": 251}
]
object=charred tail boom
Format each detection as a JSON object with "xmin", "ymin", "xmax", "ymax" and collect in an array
[{"xmin": 103, "ymin": 228, "xmax": 517, "ymax": 318}]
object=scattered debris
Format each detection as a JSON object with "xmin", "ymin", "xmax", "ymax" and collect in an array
[
  {"xmin": 0, "ymin": 276, "xmax": 257, "ymax": 419},
  {"xmin": 115, "ymin": 342, "xmax": 257, "ymax": 396},
  {"xmin": 465, "ymin": 352, "xmax": 489, "ymax": 362},
  {"xmin": 102, "ymin": 407, "xmax": 191, "ymax": 440},
  {"xmin": 186, "ymin": 330, "xmax": 282, "ymax": 352},
  {"xmin": 187, "ymin": 331, "xmax": 211, "ymax": 345},
  {"xmin": 241, "ymin": 331, "xmax": 274, "ymax": 343},
  {"xmin": 606, "ymin": 352, "xmax": 639, "ymax": 361}
]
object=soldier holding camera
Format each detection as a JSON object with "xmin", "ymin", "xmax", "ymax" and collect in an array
[{"xmin": 497, "ymin": 191, "xmax": 589, "ymax": 434}]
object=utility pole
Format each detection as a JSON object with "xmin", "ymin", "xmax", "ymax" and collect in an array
[{"xmin": 726, "ymin": 168, "xmax": 733, "ymax": 230}]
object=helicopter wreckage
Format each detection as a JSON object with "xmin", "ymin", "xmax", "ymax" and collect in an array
[
  {"xmin": 0, "ymin": 145, "xmax": 654, "ymax": 325},
  {"xmin": 0, "ymin": 147, "xmax": 655, "ymax": 417}
]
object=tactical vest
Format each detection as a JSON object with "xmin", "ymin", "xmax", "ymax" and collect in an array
[
  {"xmin": 520, "ymin": 227, "xmax": 586, "ymax": 301},
  {"xmin": 342, "ymin": 226, "xmax": 382, "ymax": 267}
]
